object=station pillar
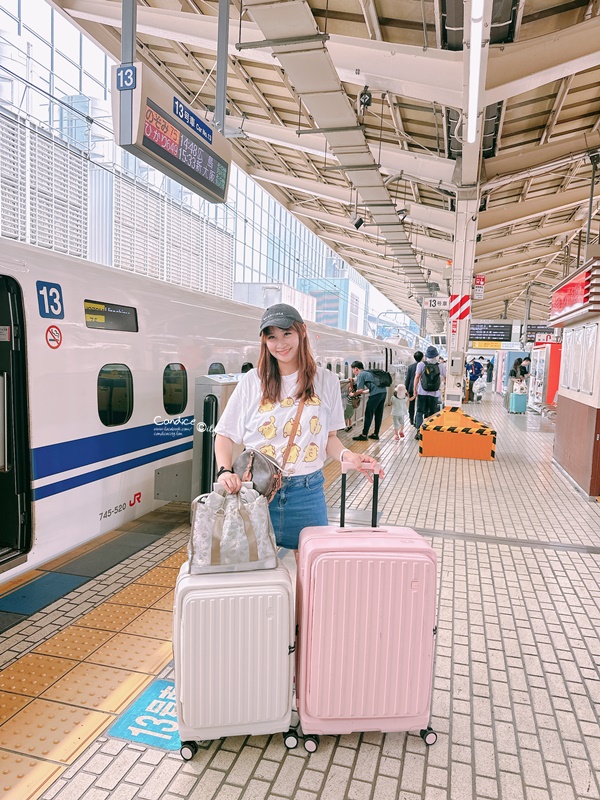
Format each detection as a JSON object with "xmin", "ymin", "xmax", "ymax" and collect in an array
[{"xmin": 444, "ymin": 191, "xmax": 479, "ymax": 406}]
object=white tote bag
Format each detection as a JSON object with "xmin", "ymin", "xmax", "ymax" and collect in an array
[{"xmin": 188, "ymin": 483, "xmax": 277, "ymax": 574}]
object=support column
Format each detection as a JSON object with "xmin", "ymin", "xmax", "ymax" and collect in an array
[{"xmin": 445, "ymin": 190, "xmax": 479, "ymax": 405}]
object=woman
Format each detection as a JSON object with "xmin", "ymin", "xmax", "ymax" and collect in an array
[
  {"xmin": 503, "ymin": 357, "xmax": 523, "ymax": 410},
  {"xmin": 214, "ymin": 303, "xmax": 384, "ymax": 550}
]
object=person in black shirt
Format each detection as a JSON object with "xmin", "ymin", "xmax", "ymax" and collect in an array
[{"xmin": 404, "ymin": 351, "xmax": 423, "ymax": 428}]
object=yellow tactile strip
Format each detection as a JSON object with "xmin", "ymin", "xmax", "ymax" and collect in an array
[{"xmin": 0, "ymin": 519, "xmax": 188, "ymax": 800}]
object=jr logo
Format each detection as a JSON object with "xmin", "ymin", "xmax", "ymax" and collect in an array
[{"xmin": 129, "ymin": 492, "xmax": 142, "ymax": 507}]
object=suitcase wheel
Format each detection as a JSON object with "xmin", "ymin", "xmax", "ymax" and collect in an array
[
  {"xmin": 284, "ymin": 730, "xmax": 299, "ymax": 749},
  {"xmin": 420, "ymin": 727, "xmax": 437, "ymax": 746},
  {"xmin": 180, "ymin": 741, "xmax": 199, "ymax": 761},
  {"xmin": 303, "ymin": 734, "xmax": 319, "ymax": 753}
]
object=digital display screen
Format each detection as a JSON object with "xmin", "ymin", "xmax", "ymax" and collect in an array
[
  {"xmin": 84, "ymin": 300, "xmax": 138, "ymax": 332},
  {"xmin": 526, "ymin": 324, "xmax": 554, "ymax": 342},
  {"xmin": 142, "ymin": 99, "xmax": 228, "ymax": 202},
  {"xmin": 469, "ymin": 323, "xmax": 513, "ymax": 342}
]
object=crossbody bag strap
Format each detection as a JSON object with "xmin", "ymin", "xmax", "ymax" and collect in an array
[{"xmin": 280, "ymin": 399, "xmax": 306, "ymax": 471}]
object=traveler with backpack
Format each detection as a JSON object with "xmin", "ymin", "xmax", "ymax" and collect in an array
[
  {"xmin": 350, "ymin": 361, "xmax": 391, "ymax": 441},
  {"xmin": 405, "ymin": 351, "xmax": 423, "ymax": 427},
  {"xmin": 412, "ymin": 345, "xmax": 446, "ymax": 438}
]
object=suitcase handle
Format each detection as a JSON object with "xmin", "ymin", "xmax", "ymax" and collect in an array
[{"xmin": 340, "ymin": 464, "xmax": 379, "ymax": 528}]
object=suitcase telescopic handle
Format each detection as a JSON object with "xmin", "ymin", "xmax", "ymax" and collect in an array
[{"xmin": 340, "ymin": 462, "xmax": 380, "ymax": 528}]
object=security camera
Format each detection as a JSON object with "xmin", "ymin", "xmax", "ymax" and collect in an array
[
  {"xmin": 357, "ymin": 86, "xmax": 372, "ymax": 114},
  {"xmin": 352, "ymin": 215, "xmax": 364, "ymax": 230}
]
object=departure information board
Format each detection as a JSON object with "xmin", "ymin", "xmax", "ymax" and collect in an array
[
  {"xmin": 526, "ymin": 324, "xmax": 554, "ymax": 342},
  {"xmin": 469, "ymin": 322, "xmax": 513, "ymax": 342},
  {"xmin": 142, "ymin": 99, "xmax": 228, "ymax": 201},
  {"xmin": 112, "ymin": 63, "xmax": 231, "ymax": 204},
  {"xmin": 84, "ymin": 300, "xmax": 138, "ymax": 332}
]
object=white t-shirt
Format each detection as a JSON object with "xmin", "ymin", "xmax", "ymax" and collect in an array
[{"xmin": 215, "ymin": 367, "xmax": 346, "ymax": 476}]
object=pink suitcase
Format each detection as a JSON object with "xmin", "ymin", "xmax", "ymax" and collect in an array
[{"xmin": 295, "ymin": 464, "xmax": 438, "ymax": 751}]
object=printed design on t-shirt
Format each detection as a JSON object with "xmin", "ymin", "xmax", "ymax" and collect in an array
[
  {"xmin": 305, "ymin": 394, "xmax": 321, "ymax": 406},
  {"xmin": 282, "ymin": 443, "xmax": 301, "ymax": 463},
  {"xmin": 260, "ymin": 444, "xmax": 276, "ymax": 458},
  {"xmin": 283, "ymin": 418, "xmax": 302, "ymax": 438},
  {"xmin": 258, "ymin": 400, "xmax": 275, "ymax": 413},
  {"xmin": 309, "ymin": 416, "xmax": 322, "ymax": 434},
  {"xmin": 303, "ymin": 443, "xmax": 319, "ymax": 462},
  {"xmin": 280, "ymin": 397, "xmax": 294, "ymax": 407},
  {"xmin": 258, "ymin": 416, "xmax": 277, "ymax": 439}
]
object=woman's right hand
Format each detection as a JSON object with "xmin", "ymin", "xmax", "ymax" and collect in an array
[{"xmin": 218, "ymin": 472, "xmax": 242, "ymax": 494}]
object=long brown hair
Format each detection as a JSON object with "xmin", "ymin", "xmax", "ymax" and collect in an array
[{"xmin": 258, "ymin": 321, "xmax": 317, "ymax": 403}]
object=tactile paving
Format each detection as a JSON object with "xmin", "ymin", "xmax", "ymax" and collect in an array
[
  {"xmin": 86, "ymin": 633, "xmax": 172, "ymax": 674},
  {"xmin": 0, "ymin": 654, "xmax": 77, "ymax": 697},
  {"xmin": 0, "ymin": 698, "xmax": 112, "ymax": 762},
  {"xmin": 0, "ymin": 750, "xmax": 65, "ymax": 800},
  {"xmin": 122, "ymin": 609, "xmax": 173, "ymax": 640},
  {"xmin": 109, "ymin": 583, "xmax": 170, "ymax": 607},
  {"xmin": 33, "ymin": 626, "xmax": 114, "ymax": 660},
  {"xmin": 41, "ymin": 662, "xmax": 153, "ymax": 713},
  {"xmin": 159, "ymin": 549, "xmax": 188, "ymax": 569},
  {"xmin": 0, "ymin": 689, "xmax": 32, "ymax": 724},
  {"xmin": 134, "ymin": 566, "xmax": 179, "ymax": 587},
  {"xmin": 151, "ymin": 589, "xmax": 175, "ymax": 612},
  {"xmin": 76, "ymin": 602, "xmax": 144, "ymax": 631}
]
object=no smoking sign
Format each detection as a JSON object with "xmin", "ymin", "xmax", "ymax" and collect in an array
[{"xmin": 45, "ymin": 325, "xmax": 62, "ymax": 349}]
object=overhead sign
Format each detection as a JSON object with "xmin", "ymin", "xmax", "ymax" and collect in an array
[
  {"xmin": 526, "ymin": 323, "xmax": 554, "ymax": 342},
  {"xmin": 474, "ymin": 274, "xmax": 485, "ymax": 300},
  {"xmin": 422, "ymin": 297, "xmax": 449, "ymax": 310},
  {"xmin": 112, "ymin": 63, "xmax": 231, "ymax": 204},
  {"xmin": 469, "ymin": 322, "xmax": 513, "ymax": 342},
  {"xmin": 471, "ymin": 340, "xmax": 500, "ymax": 349}
]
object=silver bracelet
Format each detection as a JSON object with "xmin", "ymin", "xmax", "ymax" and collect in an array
[{"xmin": 339, "ymin": 448, "xmax": 351, "ymax": 463}]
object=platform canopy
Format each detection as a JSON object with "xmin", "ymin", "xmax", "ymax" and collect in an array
[{"xmin": 50, "ymin": 0, "xmax": 600, "ymax": 331}]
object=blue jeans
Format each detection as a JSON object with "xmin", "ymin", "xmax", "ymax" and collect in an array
[{"xmin": 269, "ymin": 470, "xmax": 328, "ymax": 550}]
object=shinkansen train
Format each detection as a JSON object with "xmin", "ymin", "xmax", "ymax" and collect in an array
[{"xmin": 0, "ymin": 239, "xmax": 414, "ymax": 581}]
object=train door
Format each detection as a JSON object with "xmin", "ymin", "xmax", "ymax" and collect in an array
[{"xmin": 0, "ymin": 277, "xmax": 31, "ymax": 567}]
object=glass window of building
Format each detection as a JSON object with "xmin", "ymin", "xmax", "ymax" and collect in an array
[
  {"xmin": 163, "ymin": 364, "xmax": 188, "ymax": 415},
  {"xmin": 98, "ymin": 365, "xmax": 133, "ymax": 426}
]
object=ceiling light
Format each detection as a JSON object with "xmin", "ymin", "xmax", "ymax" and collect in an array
[{"xmin": 467, "ymin": 0, "xmax": 484, "ymax": 144}]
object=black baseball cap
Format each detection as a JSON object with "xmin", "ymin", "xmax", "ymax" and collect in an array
[{"xmin": 259, "ymin": 304, "xmax": 304, "ymax": 334}]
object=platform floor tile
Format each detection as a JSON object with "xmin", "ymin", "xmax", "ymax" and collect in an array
[
  {"xmin": 122, "ymin": 608, "xmax": 174, "ymax": 640},
  {"xmin": 75, "ymin": 602, "xmax": 144, "ymax": 632},
  {"xmin": 32, "ymin": 626, "xmax": 115, "ymax": 660},
  {"xmin": 86, "ymin": 632, "xmax": 173, "ymax": 674},
  {"xmin": 134, "ymin": 566, "xmax": 180, "ymax": 587},
  {"xmin": 0, "ymin": 698, "xmax": 112, "ymax": 762},
  {"xmin": 109, "ymin": 583, "xmax": 171, "ymax": 608},
  {"xmin": 41, "ymin": 662, "xmax": 153, "ymax": 713},
  {"xmin": 0, "ymin": 689, "xmax": 32, "ymax": 724},
  {"xmin": 0, "ymin": 750, "xmax": 65, "ymax": 800},
  {"xmin": 0, "ymin": 653, "xmax": 77, "ymax": 697},
  {"xmin": 160, "ymin": 548, "xmax": 188, "ymax": 569},
  {"xmin": 152, "ymin": 589, "xmax": 175, "ymax": 612}
]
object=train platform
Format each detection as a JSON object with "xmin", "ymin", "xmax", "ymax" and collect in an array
[{"xmin": 0, "ymin": 390, "xmax": 599, "ymax": 800}]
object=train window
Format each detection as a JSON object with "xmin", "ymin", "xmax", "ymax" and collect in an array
[
  {"xmin": 336, "ymin": 363, "xmax": 341, "ymax": 374},
  {"xmin": 344, "ymin": 362, "xmax": 349, "ymax": 378},
  {"xmin": 98, "ymin": 364, "xmax": 133, "ymax": 427},
  {"xmin": 208, "ymin": 362, "xmax": 226, "ymax": 375},
  {"xmin": 326, "ymin": 362, "xmax": 332, "ymax": 371},
  {"xmin": 84, "ymin": 300, "xmax": 138, "ymax": 332},
  {"xmin": 241, "ymin": 362, "xmax": 253, "ymax": 373},
  {"xmin": 163, "ymin": 363, "xmax": 187, "ymax": 416},
  {"xmin": 368, "ymin": 362, "xmax": 372, "ymax": 369}
]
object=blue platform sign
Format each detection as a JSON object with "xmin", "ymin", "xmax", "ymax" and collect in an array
[
  {"xmin": 36, "ymin": 281, "xmax": 64, "ymax": 319},
  {"xmin": 173, "ymin": 98, "xmax": 213, "ymax": 144},
  {"xmin": 116, "ymin": 64, "xmax": 137, "ymax": 91},
  {"xmin": 108, "ymin": 679, "xmax": 181, "ymax": 751}
]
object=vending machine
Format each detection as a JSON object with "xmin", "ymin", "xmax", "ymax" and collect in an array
[{"xmin": 527, "ymin": 342, "xmax": 562, "ymax": 411}]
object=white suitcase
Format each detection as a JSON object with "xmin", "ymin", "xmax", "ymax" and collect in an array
[{"xmin": 173, "ymin": 560, "xmax": 296, "ymax": 760}]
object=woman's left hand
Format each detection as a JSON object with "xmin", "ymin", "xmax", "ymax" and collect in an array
[{"xmin": 344, "ymin": 451, "xmax": 384, "ymax": 482}]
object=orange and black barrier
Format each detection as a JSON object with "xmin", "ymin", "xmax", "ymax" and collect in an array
[{"xmin": 418, "ymin": 407, "xmax": 496, "ymax": 460}]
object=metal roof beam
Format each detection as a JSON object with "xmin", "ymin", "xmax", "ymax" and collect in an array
[
  {"xmin": 475, "ymin": 222, "xmax": 579, "ymax": 258},
  {"xmin": 479, "ymin": 186, "xmax": 592, "ymax": 232}
]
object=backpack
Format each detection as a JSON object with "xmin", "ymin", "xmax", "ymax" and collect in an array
[
  {"xmin": 369, "ymin": 369, "xmax": 393, "ymax": 388},
  {"xmin": 420, "ymin": 362, "xmax": 441, "ymax": 392}
]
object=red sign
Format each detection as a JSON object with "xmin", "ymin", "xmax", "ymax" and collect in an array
[
  {"xmin": 474, "ymin": 274, "xmax": 485, "ymax": 286},
  {"xmin": 45, "ymin": 325, "xmax": 62, "ymax": 349},
  {"xmin": 550, "ymin": 270, "xmax": 591, "ymax": 318}
]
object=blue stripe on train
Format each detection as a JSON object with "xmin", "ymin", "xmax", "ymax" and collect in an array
[
  {"xmin": 32, "ymin": 418, "xmax": 194, "ymax": 480},
  {"xmin": 33, "ymin": 440, "xmax": 193, "ymax": 500}
]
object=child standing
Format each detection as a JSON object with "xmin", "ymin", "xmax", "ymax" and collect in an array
[{"xmin": 391, "ymin": 384, "xmax": 407, "ymax": 440}]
